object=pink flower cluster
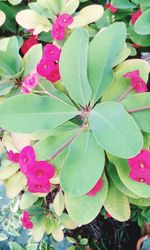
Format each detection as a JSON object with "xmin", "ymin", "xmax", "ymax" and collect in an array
[
  {"xmin": 123, "ymin": 70, "xmax": 148, "ymax": 93},
  {"xmin": 87, "ymin": 178, "xmax": 103, "ymax": 196},
  {"xmin": 8, "ymin": 146, "xmax": 55, "ymax": 193},
  {"xmin": 21, "ymin": 35, "xmax": 39, "ymax": 55},
  {"xmin": 104, "ymin": 3, "xmax": 118, "ymax": 13},
  {"xmin": 131, "ymin": 9, "xmax": 142, "ymax": 25},
  {"xmin": 128, "ymin": 149, "xmax": 150, "ymax": 185},
  {"xmin": 21, "ymin": 72, "xmax": 39, "ymax": 94},
  {"xmin": 52, "ymin": 13, "xmax": 73, "ymax": 40},
  {"xmin": 21, "ymin": 211, "xmax": 33, "ymax": 229},
  {"xmin": 37, "ymin": 44, "xmax": 61, "ymax": 83}
]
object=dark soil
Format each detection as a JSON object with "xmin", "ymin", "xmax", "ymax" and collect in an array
[{"xmin": 66, "ymin": 214, "xmax": 141, "ymax": 250}]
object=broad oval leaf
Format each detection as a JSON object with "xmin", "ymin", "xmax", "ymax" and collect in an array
[
  {"xmin": 0, "ymin": 10, "xmax": 6, "ymax": 26},
  {"xmin": 60, "ymin": 131, "xmax": 105, "ymax": 197},
  {"xmin": 107, "ymin": 162, "xmax": 139, "ymax": 199},
  {"xmin": 88, "ymin": 22, "xmax": 126, "ymax": 105},
  {"xmin": 60, "ymin": 28, "xmax": 92, "ymax": 107},
  {"xmin": 16, "ymin": 10, "xmax": 52, "ymax": 35},
  {"xmin": 4, "ymin": 172, "xmax": 27, "ymax": 199},
  {"xmin": 52, "ymin": 222, "xmax": 64, "ymax": 242},
  {"xmin": 102, "ymin": 59, "xmax": 149, "ymax": 102},
  {"xmin": 65, "ymin": 175, "xmax": 108, "ymax": 224},
  {"xmin": 135, "ymin": 9, "xmax": 150, "ymax": 35},
  {"xmin": 129, "ymin": 197, "xmax": 150, "ymax": 207},
  {"xmin": 0, "ymin": 94, "xmax": 78, "ymax": 133},
  {"xmin": 60, "ymin": 0, "xmax": 79, "ymax": 15},
  {"xmin": 22, "ymin": 44, "xmax": 42, "ymax": 77},
  {"xmin": 108, "ymin": 155, "xmax": 150, "ymax": 198},
  {"xmin": 32, "ymin": 214, "xmax": 46, "ymax": 242},
  {"xmin": 8, "ymin": 0, "xmax": 22, "ymax": 5},
  {"xmin": 69, "ymin": 5, "xmax": 104, "ymax": 29},
  {"xmin": 53, "ymin": 190, "xmax": 65, "ymax": 216},
  {"xmin": 20, "ymin": 192, "xmax": 38, "ymax": 210},
  {"xmin": 89, "ymin": 102, "xmax": 143, "ymax": 158},
  {"xmin": 0, "ymin": 164, "xmax": 19, "ymax": 180},
  {"xmin": 123, "ymin": 93, "xmax": 150, "ymax": 133},
  {"xmin": 104, "ymin": 180, "xmax": 131, "ymax": 222}
]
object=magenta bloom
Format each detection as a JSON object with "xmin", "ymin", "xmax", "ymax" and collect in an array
[
  {"xmin": 7, "ymin": 150, "xmax": 20, "ymax": 163},
  {"xmin": 27, "ymin": 161, "xmax": 55, "ymax": 183},
  {"xmin": 128, "ymin": 149, "xmax": 150, "ymax": 185},
  {"xmin": 131, "ymin": 43, "xmax": 141, "ymax": 49},
  {"xmin": 131, "ymin": 9, "xmax": 142, "ymax": 25},
  {"xmin": 123, "ymin": 70, "xmax": 148, "ymax": 93},
  {"xmin": 23, "ymin": 73, "xmax": 39, "ymax": 88},
  {"xmin": 21, "ymin": 211, "xmax": 33, "ymax": 229},
  {"xmin": 37, "ymin": 58, "xmax": 54, "ymax": 77},
  {"xmin": 87, "ymin": 178, "xmax": 103, "ymax": 196},
  {"xmin": 19, "ymin": 146, "xmax": 36, "ymax": 175},
  {"xmin": 43, "ymin": 44, "xmax": 61, "ymax": 61},
  {"xmin": 51, "ymin": 14, "xmax": 73, "ymax": 41},
  {"xmin": 105, "ymin": 3, "xmax": 118, "ymax": 13},
  {"xmin": 46, "ymin": 66, "xmax": 61, "ymax": 83},
  {"xmin": 51, "ymin": 21, "xmax": 65, "ymax": 41},
  {"xmin": 57, "ymin": 13, "xmax": 73, "ymax": 27},
  {"xmin": 21, "ymin": 35, "xmax": 38, "ymax": 55},
  {"xmin": 27, "ymin": 178, "xmax": 51, "ymax": 193}
]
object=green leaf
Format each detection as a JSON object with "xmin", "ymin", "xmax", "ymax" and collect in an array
[
  {"xmin": 0, "ymin": 82, "xmax": 14, "ymax": 96},
  {"xmin": 53, "ymin": 190, "xmax": 65, "ymax": 216},
  {"xmin": 135, "ymin": 9, "xmax": 150, "ymax": 35},
  {"xmin": 107, "ymin": 162, "xmax": 139, "ymax": 198},
  {"xmin": 60, "ymin": 131, "xmax": 105, "ymax": 197},
  {"xmin": 59, "ymin": 213, "xmax": 78, "ymax": 229},
  {"xmin": 89, "ymin": 102, "xmax": 143, "ymax": 158},
  {"xmin": 60, "ymin": 0, "xmax": 79, "ymax": 15},
  {"xmin": 88, "ymin": 22, "xmax": 126, "ymax": 105},
  {"xmin": 8, "ymin": 0, "xmax": 22, "ymax": 5},
  {"xmin": 16, "ymin": 10, "xmax": 52, "ymax": 35},
  {"xmin": 135, "ymin": 0, "xmax": 150, "ymax": 6},
  {"xmin": 0, "ymin": 94, "xmax": 78, "ymax": 133},
  {"xmin": 0, "ymin": 163, "xmax": 19, "ymax": 180},
  {"xmin": 32, "ymin": 214, "xmax": 46, "ymax": 242},
  {"xmin": 123, "ymin": 93, "xmax": 150, "ymax": 133},
  {"xmin": 129, "ymin": 22, "xmax": 150, "ymax": 47},
  {"xmin": 60, "ymin": 28, "xmax": 92, "ymax": 107},
  {"xmin": 65, "ymin": 175, "xmax": 108, "ymax": 224},
  {"xmin": 102, "ymin": 59, "xmax": 149, "ymax": 102},
  {"xmin": 104, "ymin": 180, "xmax": 131, "ymax": 222},
  {"xmin": 20, "ymin": 192, "xmax": 38, "ymax": 210},
  {"xmin": 52, "ymin": 221, "xmax": 64, "ymax": 242},
  {"xmin": 3, "ymin": 172, "xmax": 27, "ymax": 199},
  {"xmin": 108, "ymin": 155, "xmax": 150, "ymax": 198},
  {"xmin": 129, "ymin": 197, "xmax": 150, "ymax": 207},
  {"xmin": 22, "ymin": 44, "xmax": 42, "ymax": 77},
  {"xmin": 0, "ymin": 10, "xmax": 6, "ymax": 26},
  {"xmin": 69, "ymin": 5, "xmax": 104, "ymax": 28},
  {"xmin": 9, "ymin": 242, "xmax": 23, "ymax": 250},
  {"xmin": 111, "ymin": 0, "xmax": 136, "ymax": 8},
  {"xmin": 0, "ymin": 233, "xmax": 7, "ymax": 241}
]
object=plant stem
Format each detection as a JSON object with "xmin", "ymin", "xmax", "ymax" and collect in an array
[
  {"xmin": 117, "ymin": 86, "xmax": 133, "ymax": 102},
  {"xmin": 49, "ymin": 126, "xmax": 86, "ymax": 161},
  {"xmin": 128, "ymin": 106, "xmax": 150, "ymax": 113},
  {"xmin": 38, "ymin": 82, "xmax": 68, "ymax": 104}
]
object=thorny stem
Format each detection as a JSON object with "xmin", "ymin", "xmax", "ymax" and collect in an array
[
  {"xmin": 128, "ymin": 106, "xmax": 150, "ymax": 113},
  {"xmin": 49, "ymin": 125, "xmax": 87, "ymax": 161},
  {"xmin": 117, "ymin": 86, "xmax": 133, "ymax": 102}
]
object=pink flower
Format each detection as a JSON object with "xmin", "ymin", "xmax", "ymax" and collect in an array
[
  {"xmin": 87, "ymin": 178, "xmax": 103, "ymax": 196},
  {"xmin": 21, "ymin": 85, "xmax": 31, "ymax": 94},
  {"xmin": 128, "ymin": 149, "xmax": 150, "ymax": 185},
  {"xmin": 131, "ymin": 9, "xmax": 142, "ymax": 25},
  {"xmin": 123, "ymin": 70, "xmax": 148, "ymax": 93},
  {"xmin": 21, "ymin": 211, "xmax": 33, "ymax": 229},
  {"xmin": 44, "ymin": 44, "xmax": 61, "ymax": 61},
  {"xmin": 51, "ymin": 14, "xmax": 73, "ymax": 41},
  {"xmin": 37, "ymin": 58, "xmax": 54, "ymax": 77},
  {"xmin": 57, "ymin": 14, "xmax": 73, "ymax": 27},
  {"xmin": 131, "ymin": 43, "xmax": 141, "ymax": 49},
  {"xmin": 19, "ymin": 146, "xmax": 36, "ymax": 175},
  {"xmin": 46, "ymin": 66, "xmax": 61, "ymax": 83},
  {"xmin": 51, "ymin": 21, "xmax": 65, "ymax": 41},
  {"xmin": 106, "ymin": 212, "xmax": 112, "ymax": 218},
  {"xmin": 27, "ymin": 161, "xmax": 55, "ymax": 184},
  {"xmin": 21, "ymin": 73, "xmax": 39, "ymax": 94},
  {"xmin": 21, "ymin": 35, "xmax": 38, "ymax": 55},
  {"xmin": 27, "ymin": 178, "xmax": 51, "ymax": 193},
  {"xmin": 105, "ymin": 3, "xmax": 118, "ymax": 13},
  {"xmin": 7, "ymin": 150, "xmax": 20, "ymax": 163}
]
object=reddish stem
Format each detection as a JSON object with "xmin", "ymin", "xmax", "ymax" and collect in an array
[
  {"xmin": 117, "ymin": 86, "xmax": 133, "ymax": 102},
  {"xmin": 128, "ymin": 106, "xmax": 150, "ymax": 113}
]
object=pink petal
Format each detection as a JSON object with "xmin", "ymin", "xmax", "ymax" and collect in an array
[
  {"xmin": 87, "ymin": 178, "xmax": 103, "ymax": 196},
  {"xmin": 19, "ymin": 146, "xmax": 36, "ymax": 175},
  {"xmin": 131, "ymin": 9, "xmax": 142, "ymax": 25},
  {"xmin": 57, "ymin": 14, "xmax": 73, "ymax": 27},
  {"xmin": 7, "ymin": 150, "xmax": 20, "ymax": 163}
]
